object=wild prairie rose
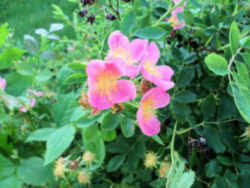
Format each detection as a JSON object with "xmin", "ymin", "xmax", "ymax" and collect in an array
[
  {"xmin": 137, "ymin": 88, "xmax": 170, "ymax": 136},
  {"xmin": 87, "ymin": 60, "xmax": 136, "ymax": 110},
  {"xmin": 0, "ymin": 77, "xmax": 6, "ymax": 91},
  {"xmin": 107, "ymin": 30, "xmax": 148, "ymax": 78},
  {"xmin": 141, "ymin": 42, "xmax": 174, "ymax": 91}
]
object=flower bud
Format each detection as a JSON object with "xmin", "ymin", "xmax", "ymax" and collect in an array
[
  {"xmin": 69, "ymin": 160, "xmax": 78, "ymax": 170},
  {"xmin": 144, "ymin": 152, "xmax": 158, "ymax": 169},
  {"xmin": 54, "ymin": 157, "xmax": 65, "ymax": 178},
  {"xmin": 78, "ymin": 171, "xmax": 90, "ymax": 184},
  {"xmin": 78, "ymin": 92, "xmax": 91, "ymax": 109},
  {"xmin": 82, "ymin": 151, "xmax": 95, "ymax": 164},
  {"xmin": 159, "ymin": 162, "xmax": 171, "ymax": 178}
]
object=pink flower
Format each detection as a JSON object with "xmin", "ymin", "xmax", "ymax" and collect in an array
[
  {"xmin": 19, "ymin": 98, "xmax": 36, "ymax": 113},
  {"xmin": 167, "ymin": 7, "xmax": 186, "ymax": 30},
  {"xmin": 137, "ymin": 88, "xmax": 170, "ymax": 136},
  {"xmin": 107, "ymin": 31, "xmax": 148, "ymax": 78},
  {"xmin": 27, "ymin": 89, "xmax": 43, "ymax": 97},
  {"xmin": 141, "ymin": 42, "xmax": 174, "ymax": 91},
  {"xmin": 87, "ymin": 60, "xmax": 136, "ymax": 110},
  {"xmin": 0, "ymin": 77, "xmax": 6, "ymax": 91}
]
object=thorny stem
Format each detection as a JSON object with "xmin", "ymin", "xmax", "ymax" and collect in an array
[
  {"xmin": 176, "ymin": 119, "xmax": 237, "ymax": 135},
  {"xmin": 108, "ymin": 0, "xmax": 121, "ymax": 20},
  {"xmin": 153, "ymin": 0, "xmax": 185, "ymax": 26}
]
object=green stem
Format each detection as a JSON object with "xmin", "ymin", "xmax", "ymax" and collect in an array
[
  {"xmin": 177, "ymin": 122, "xmax": 204, "ymax": 135},
  {"xmin": 170, "ymin": 122, "xmax": 178, "ymax": 164},
  {"xmin": 153, "ymin": 0, "xmax": 185, "ymax": 27}
]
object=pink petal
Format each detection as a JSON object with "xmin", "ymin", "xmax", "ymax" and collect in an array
[
  {"xmin": 173, "ymin": 21, "xmax": 186, "ymax": 30},
  {"xmin": 110, "ymin": 80, "xmax": 136, "ymax": 103},
  {"xmin": 141, "ymin": 88, "xmax": 170, "ymax": 109},
  {"xmin": 142, "ymin": 42, "xmax": 160, "ymax": 65},
  {"xmin": 124, "ymin": 64, "xmax": 141, "ymax": 78},
  {"xmin": 137, "ymin": 108, "xmax": 160, "ymax": 136},
  {"xmin": 88, "ymin": 87, "xmax": 114, "ymax": 110},
  {"xmin": 172, "ymin": 7, "xmax": 184, "ymax": 15},
  {"xmin": 130, "ymin": 39, "xmax": 148, "ymax": 62},
  {"xmin": 30, "ymin": 98, "xmax": 36, "ymax": 108},
  {"xmin": 108, "ymin": 31, "xmax": 130, "ymax": 50},
  {"xmin": 19, "ymin": 107, "xmax": 27, "ymax": 113},
  {"xmin": 0, "ymin": 77, "xmax": 6, "ymax": 91}
]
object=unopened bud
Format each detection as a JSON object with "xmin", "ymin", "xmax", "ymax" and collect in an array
[
  {"xmin": 78, "ymin": 171, "xmax": 90, "ymax": 184},
  {"xmin": 82, "ymin": 151, "xmax": 95, "ymax": 164}
]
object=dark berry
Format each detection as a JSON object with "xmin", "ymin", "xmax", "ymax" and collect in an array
[
  {"xmin": 81, "ymin": 0, "xmax": 95, "ymax": 6},
  {"xmin": 106, "ymin": 14, "xmax": 116, "ymax": 21},
  {"xmin": 176, "ymin": 34, "xmax": 183, "ymax": 42},
  {"xmin": 78, "ymin": 9, "xmax": 88, "ymax": 17},
  {"xmin": 170, "ymin": 31, "xmax": 175, "ymax": 38},
  {"xmin": 122, "ymin": 0, "xmax": 131, "ymax": 2},
  {"xmin": 87, "ymin": 15, "xmax": 95, "ymax": 24},
  {"xmin": 190, "ymin": 41, "xmax": 198, "ymax": 49}
]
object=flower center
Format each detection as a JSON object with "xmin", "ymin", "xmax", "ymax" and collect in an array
[
  {"xmin": 142, "ymin": 98, "xmax": 156, "ymax": 120},
  {"xmin": 113, "ymin": 48, "xmax": 133, "ymax": 64},
  {"xmin": 95, "ymin": 70, "xmax": 118, "ymax": 96},
  {"xmin": 144, "ymin": 62, "xmax": 161, "ymax": 77}
]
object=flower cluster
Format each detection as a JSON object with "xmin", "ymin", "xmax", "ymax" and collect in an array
[
  {"xmin": 86, "ymin": 31, "xmax": 174, "ymax": 136},
  {"xmin": 167, "ymin": 0, "xmax": 186, "ymax": 30},
  {"xmin": 19, "ymin": 89, "xmax": 43, "ymax": 112}
]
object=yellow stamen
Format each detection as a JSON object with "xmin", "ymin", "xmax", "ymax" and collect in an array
[{"xmin": 144, "ymin": 62, "xmax": 161, "ymax": 77}]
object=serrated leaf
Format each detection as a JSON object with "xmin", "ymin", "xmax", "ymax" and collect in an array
[
  {"xmin": 0, "ymin": 154, "xmax": 15, "ymax": 179},
  {"xmin": 203, "ymin": 127, "xmax": 225, "ymax": 153},
  {"xmin": 121, "ymin": 11, "xmax": 136, "ymax": 35},
  {"xmin": 175, "ymin": 91, "xmax": 197, "ymax": 104},
  {"xmin": 205, "ymin": 53, "xmax": 228, "ymax": 76},
  {"xmin": 231, "ymin": 83, "xmax": 250, "ymax": 123},
  {"xmin": 0, "ymin": 48, "xmax": 24, "ymax": 70},
  {"xmin": 52, "ymin": 93, "xmax": 78, "ymax": 126},
  {"xmin": 135, "ymin": 27, "xmax": 166, "ymax": 39},
  {"xmin": 120, "ymin": 117, "xmax": 135, "ymax": 138},
  {"xmin": 26, "ymin": 128, "xmax": 56, "ymax": 142},
  {"xmin": 205, "ymin": 160, "xmax": 222, "ymax": 178},
  {"xmin": 81, "ymin": 125, "xmax": 105, "ymax": 168},
  {"xmin": 102, "ymin": 112, "xmax": 120, "ymax": 131},
  {"xmin": 44, "ymin": 125, "xmax": 75, "ymax": 165},
  {"xmin": 17, "ymin": 157, "xmax": 53, "ymax": 186},
  {"xmin": 0, "ymin": 175, "xmax": 22, "ymax": 188},
  {"xmin": 229, "ymin": 22, "xmax": 241, "ymax": 54},
  {"xmin": 107, "ymin": 154, "xmax": 126, "ymax": 172}
]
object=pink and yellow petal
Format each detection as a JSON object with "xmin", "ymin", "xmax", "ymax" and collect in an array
[
  {"xmin": 88, "ymin": 87, "xmax": 114, "ymax": 110},
  {"xmin": 108, "ymin": 30, "xmax": 130, "ymax": 50},
  {"xmin": 110, "ymin": 80, "xmax": 136, "ymax": 103},
  {"xmin": 130, "ymin": 39, "xmax": 148, "ymax": 62},
  {"xmin": 137, "ymin": 108, "xmax": 161, "ymax": 136},
  {"xmin": 142, "ymin": 42, "xmax": 160, "ymax": 65}
]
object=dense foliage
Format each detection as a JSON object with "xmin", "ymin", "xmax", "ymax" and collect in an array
[{"xmin": 0, "ymin": 0, "xmax": 250, "ymax": 187}]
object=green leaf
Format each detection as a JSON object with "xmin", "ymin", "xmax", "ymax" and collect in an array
[
  {"xmin": 16, "ymin": 62, "xmax": 35, "ymax": 76},
  {"xmin": 175, "ymin": 91, "xmax": 197, "ymax": 104},
  {"xmin": 101, "ymin": 129, "xmax": 117, "ymax": 142},
  {"xmin": 0, "ymin": 176, "xmax": 22, "ymax": 188},
  {"xmin": 5, "ymin": 73, "xmax": 33, "ymax": 96},
  {"xmin": 229, "ymin": 22, "xmax": 241, "ymax": 54},
  {"xmin": 44, "ymin": 125, "xmax": 76, "ymax": 165},
  {"xmin": 121, "ymin": 11, "xmax": 136, "ymax": 35},
  {"xmin": 176, "ymin": 67, "xmax": 195, "ymax": 87},
  {"xmin": 52, "ymin": 93, "xmax": 78, "ymax": 126},
  {"xmin": 107, "ymin": 154, "xmax": 126, "ymax": 172},
  {"xmin": 205, "ymin": 160, "xmax": 222, "ymax": 178},
  {"xmin": 0, "ymin": 154, "xmax": 15, "ymax": 179},
  {"xmin": 152, "ymin": 135, "xmax": 164, "ymax": 145},
  {"xmin": 176, "ymin": 171, "xmax": 195, "ymax": 188},
  {"xmin": 36, "ymin": 70, "xmax": 53, "ymax": 82},
  {"xmin": 0, "ymin": 48, "xmax": 24, "ymax": 70},
  {"xmin": 205, "ymin": 53, "xmax": 228, "ymax": 76},
  {"xmin": 77, "ymin": 114, "xmax": 98, "ymax": 128},
  {"xmin": 135, "ymin": 27, "xmax": 166, "ymax": 39},
  {"xmin": 63, "ymin": 73, "xmax": 86, "ymax": 84},
  {"xmin": 17, "ymin": 157, "xmax": 53, "ymax": 186},
  {"xmin": 0, "ymin": 24, "xmax": 8, "ymax": 47},
  {"xmin": 82, "ymin": 125, "xmax": 105, "ymax": 168},
  {"xmin": 203, "ymin": 127, "xmax": 225, "ymax": 153},
  {"xmin": 26, "ymin": 128, "xmax": 56, "ymax": 142},
  {"xmin": 231, "ymin": 83, "xmax": 250, "ymax": 123},
  {"xmin": 120, "ymin": 117, "xmax": 135, "ymax": 138},
  {"xmin": 102, "ymin": 112, "xmax": 120, "ymax": 131},
  {"xmin": 201, "ymin": 95, "xmax": 216, "ymax": 120}
]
